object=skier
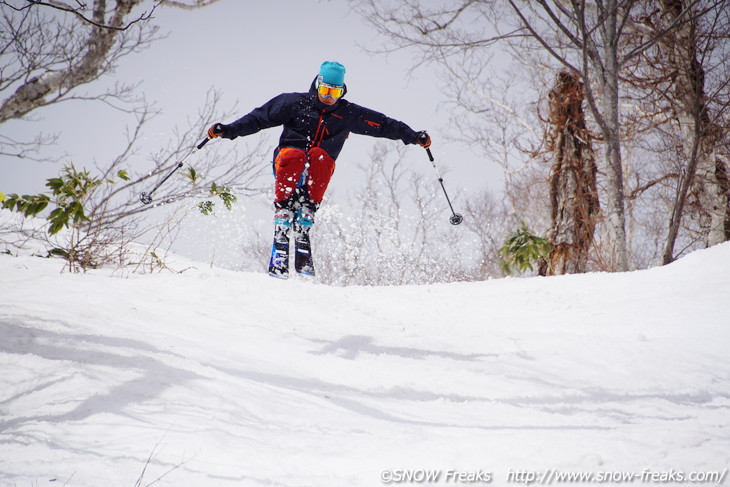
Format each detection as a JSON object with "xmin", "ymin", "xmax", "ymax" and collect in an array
[{"xmin": 207, "ymin": 61, "xmax": 431, "ymax": 278}]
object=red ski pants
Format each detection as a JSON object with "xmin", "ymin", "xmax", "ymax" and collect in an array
[{"xmin": 273, "ymin": 147, "xmax": 335, "ymax": 207}]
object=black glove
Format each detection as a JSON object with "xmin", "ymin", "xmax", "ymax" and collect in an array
[
  {"xmin": 416, "ymin": 131, "xmax": 431, "ymax": 149},
  {"xmin": 208, "ymin": 123, "xmax": 227, "ymax": 139}
]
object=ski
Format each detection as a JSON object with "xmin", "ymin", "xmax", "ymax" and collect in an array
[
  {"xmin": 268, "ymin": 209, "xmax": 293, "ymax": 279},
  {"xmin": 294, "ymin": 232, "xmax": 315, "ymax": 276},
  {"xmin": 293, "ymin": 207, "xmax": 315, "ymax": 276}
]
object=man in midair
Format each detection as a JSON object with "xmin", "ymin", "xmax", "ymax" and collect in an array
[{"xmin": 208, "ymin": 61, "xmax": 430, "ymax": 278}]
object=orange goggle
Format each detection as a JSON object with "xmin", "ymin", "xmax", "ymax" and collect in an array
[{"xmin": 317, "ymin": 83, "xmax": 344, "ymax": 99}]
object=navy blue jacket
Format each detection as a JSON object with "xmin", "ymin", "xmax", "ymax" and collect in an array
[{"xmin": 221, "ymin": 79, "xmax": 419, "ymax": 160}]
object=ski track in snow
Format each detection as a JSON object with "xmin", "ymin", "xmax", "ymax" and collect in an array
[{"xmin": 1, "ymin": 243, "xmax": 729, "ymax": 486}]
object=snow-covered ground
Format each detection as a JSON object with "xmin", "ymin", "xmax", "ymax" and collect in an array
[{"xmin": 1, "ymin": 239, "xmax": 729, "ymax": 486}]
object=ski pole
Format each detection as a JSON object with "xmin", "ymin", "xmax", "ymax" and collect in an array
[
  {"xmin": 424, "ymin": 147, "xmax": 464, "ymax": 225},
  {"xmin": 140, "ymin": 136, "xmax": 210, "ymax": 205}
]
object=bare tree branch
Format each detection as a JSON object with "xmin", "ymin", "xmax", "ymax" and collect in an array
[
  {"xmin": 1, "ymin": 0, "xmax": 159, "ymax": 31},
  {"xmin": 506, "ymin": 0, "xmax": 583, "ymax": 75},
  {"xmin": 620, "ymin": 0, "xmax": 718, "ymax": 66},
  {"xmin": 0, "ymin": 0, "xmax": 158, "ymax": 124}
]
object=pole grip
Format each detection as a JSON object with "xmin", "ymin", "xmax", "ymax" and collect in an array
[
  {"xmin": 426, "ymin": 147, "xmax": 434, "ymax": 162},
  {"xmin": 196, "ymin": 137, "xmax": 210, "ymax": 150}
]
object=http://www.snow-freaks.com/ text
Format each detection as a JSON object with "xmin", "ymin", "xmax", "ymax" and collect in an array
[{"xmin": 379, "ymin": 467, "xmax": 728, "ymax": 484}]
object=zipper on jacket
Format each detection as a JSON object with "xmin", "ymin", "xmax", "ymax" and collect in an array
[{"xmin": 312, "ymin": 109, "xmax": 327, "ymax": 148}]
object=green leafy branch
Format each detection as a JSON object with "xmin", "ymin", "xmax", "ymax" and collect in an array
[
  {"xmin": 181, "ymin": 165, "xmax": 237, "ymax": 215},
  {"xmin": 2, "ymin": 164, "xmax": 130, "ymax": 235},
  {"xmin": 499, "ymin": 221, "xmax": 552, "ymax": 275},
  {"xmin": 197, "ymin": 182, "xmax": 237, "ymax": 215}
]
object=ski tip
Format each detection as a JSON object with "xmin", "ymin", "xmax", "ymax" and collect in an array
[{"xmin": 268, "ymin": 270, "xmax": 289, "ymax": 280}]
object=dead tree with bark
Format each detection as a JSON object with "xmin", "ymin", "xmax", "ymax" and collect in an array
[{"xmin": 544, "ymin": 72, "xmax": 600, "ymax": 274}]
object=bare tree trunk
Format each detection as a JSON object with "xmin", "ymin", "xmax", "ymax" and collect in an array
[
  {"xmin": 598, "ymin": 0, "xmax": 630, "ymax": 271},
  {"xmin": 601, "ymin": 72, "xmax": 630, "ymax": 271},
  {"xmin": 659, "ymin": 0, "xmax": 729, "ymax": 263},
  {"xmin": 695, "ymin": 145, "xmax": 730, "ymax": 246},
  {"xmin": 546, "ymin": 72, "xmax": 600, "ymax": 274},
  {"xmin": 663, "ymin": 117, "xmax": 703, "ymax": 264},
  {"xmin": 716, "ymin": 154, "xmax": 730, "ymax": 241}
]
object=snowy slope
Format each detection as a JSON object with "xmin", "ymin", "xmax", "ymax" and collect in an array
[{"xmin": 1, "ymin": 242, "xmax": 729, "ymax": 486}]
